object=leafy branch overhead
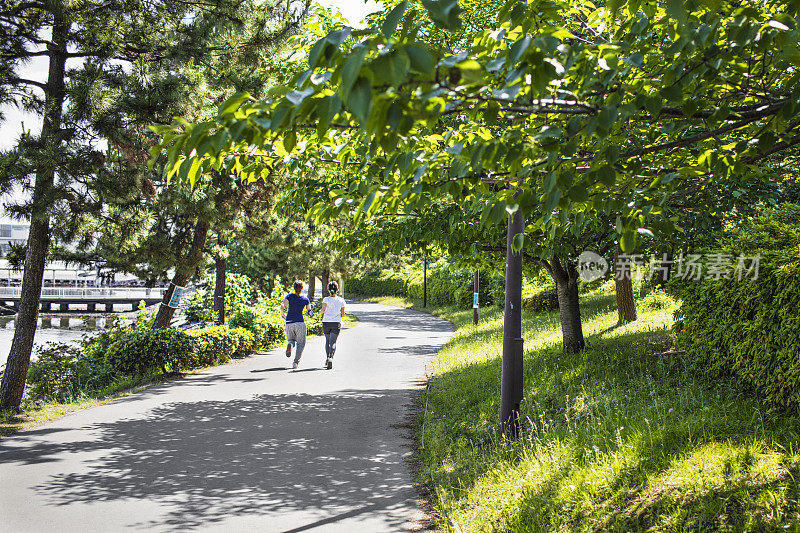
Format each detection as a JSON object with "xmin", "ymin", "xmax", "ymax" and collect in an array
[{"xmin": 152, "ymin": 0, "xmax": 800, "ymax": 251}]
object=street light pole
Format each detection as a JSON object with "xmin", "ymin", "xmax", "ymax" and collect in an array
[
  {"xmin": 500, "ymin": 209, "xmax": 524, "ymax": 438},
  {"xmin": 473, "ymin": 269, "xmax": 479, "ymax": 325},
  {"xmin": 423, "ymin": 256, "xmax": 427, "ymax": 308}
]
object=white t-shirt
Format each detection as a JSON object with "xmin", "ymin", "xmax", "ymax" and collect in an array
[{"xmin": 322, "ymin": 296, "xmax": 346, "ymax": 323}]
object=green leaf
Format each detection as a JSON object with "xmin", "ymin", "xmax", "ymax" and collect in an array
[
  {"xmin": 341, "ymin": 46, "xmax": 368, "ymax": 99},
  {"xmin": 666, "ymin": 0, "xmax": 687, "ymax": 23},
  {"xmin": 661, "ymin": 84, "xmax": 682, "ymax": 102},
  {"xmin": 508, "ymin": 35, "xmax": 531, "ymax": 65},
  {"xmin": 644, "ymin": 95, "xmax": 663, "ymax": 115},
  {"xmin": 512, "ymin": 232, "xmax": 525, "ymax": 252},
  {"xmin": 406, "ymin": 45, "xmax": 435, "ymax": 74},
  {"xmin": 421, "ymin": 0, "xmax": 462, "ymax": 30},
  {"xmin": 347, "ymin": 77, "xmax": 373, "ymax": 124},
  {"xmin": 598, "ymin": 165, "xmax": 616, "ymax": 186},
  {"xmin": 382, "ymin": 1, "xmax": 408, "ymax": 38},
  {"xmin": 219, "ymin": 92, "xmax": 249, "ymax": 116},
  {"xmin": 620, "ymin": 231, "xmax": 637, "ymax": 252},
  {"xmin": 543, "ymin": 172, "xmax": 556, "ymax": 192},
  {"xmin": 284, "ymin": 130, "xmax": 297, "ymax": 152},
  {"xmin": 308, "ymin": 38, "xmax": 329, "ymax": 70},
  {"xmin": 567, "ymin": 186, "xmax": 589, "ymax": 202},
  {"xmin": 544, "ymin": 188, "xmax": 561, "ymax": 211},
  {"xmin": 625, "ymin": 52, "xmax": 644, "ymax": 67}
]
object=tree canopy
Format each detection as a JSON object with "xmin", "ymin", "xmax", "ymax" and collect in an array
[{"xmin": 155, "ymin": 0, "xmax": 800, "ymax": 255}]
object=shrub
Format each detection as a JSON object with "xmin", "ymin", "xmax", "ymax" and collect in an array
[
  {"xmin": 27, "ymin": 343, "xmax": 85, "ymax": 401},
  {"xmin": 27, "ymin": 342, "xmax": 119, "ymax": 402},
  {"xmin": 673, "ymin": 203, "xmax": 800, "ymax": 409},
  {"xmin": 105, "ymin": 328, "xmax": 195, "ymax": 375},
  {"xmin": 345, "ymin": 269, "xmax": 408, "ymax": 297},
  {"xmin": 522, "ymin": 288, "xmax": 559, "ymax": 312},
  {"xmin": 229, "ymin": 305, "xmax": 286, "ymax": 350},
  {"xmin": 184, "ymin": 325, "xmax": 256, "ymax": 366},
  {"xmin": 640, "ymin": 287, "xmax": 674, "ymax": 311},
  {"xmin": 229, "ymin": 327, "xmax": 256, "ymax": 357},
  {"xmin": 349, "ymin": 262, "xmax": 505, "ymax": 307},
  {"xmin": 186, "ymin": 325, "xmax": 239, "ymax": 366}
]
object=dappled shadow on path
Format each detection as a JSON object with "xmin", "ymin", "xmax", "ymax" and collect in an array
[
  {"xmin": 0, "ymin": 390, "xmax": 420, "ymax": 532},
  {"xmin": 349, "ymin": 304, "xmax": 455, "ymax": 335}
]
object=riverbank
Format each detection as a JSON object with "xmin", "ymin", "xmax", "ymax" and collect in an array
[{"xmin": 357, "ymin": 291, "xmax": 800, "ymax": 531}]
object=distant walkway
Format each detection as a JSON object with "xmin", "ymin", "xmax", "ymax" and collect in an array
[{"xmin": 0, "ymin": 301, "xmax": 454, "ymax": 532}]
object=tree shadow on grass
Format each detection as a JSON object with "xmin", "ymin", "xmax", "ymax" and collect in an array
[
  {"xmin": 0, "ymin": 390, "xmax": 423, "ymax": 532},
  {"xmin": 422, "ymin": 293, "xmax": 800, "ymax": 531}
]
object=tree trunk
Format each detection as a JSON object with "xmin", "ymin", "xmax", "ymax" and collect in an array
[
  {"xmin": 500, "ymin": 210, "xmax": 524, "ymax": 439},
  {"xmin": 152, "ymin": 219, "xmax": 211, "ymax": 329},
  {"xmin": 307, "ymin": 269, "xmax": 315, "ymax": 301},
  {"xmin": 321, "ymin": 270, "xmax": 329, "ymax": 297},
  {"xmin": 214, "ymin": 253, "xmax": 226, "ymax": 325},
  {"xmin": 551, "ymin": 258, "xmax": 585, "ymax": 354},
  {"xmin": 655, "ymin": 248, "xmax": 673, "ymax": 288},
  {"xmin": 614, "ymin": 244, "xmax": 637, "ymax": 323},
  {"xmin": 0, "ymin": 7, "xmax": 69, "ymax": 410}
]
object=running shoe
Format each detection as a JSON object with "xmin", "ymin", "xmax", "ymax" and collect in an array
[
  {"xmin": 285, "ymin": 344, "xmax": 292, "ymax": 357},
  {"xmin": 326, "ymin": 357, "xmax": 333, "ymax": 370}
]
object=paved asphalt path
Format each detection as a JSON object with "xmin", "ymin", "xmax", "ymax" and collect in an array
[{"xmin": 0, "ymin": 301, "xmax": 454, "ymax": 533}]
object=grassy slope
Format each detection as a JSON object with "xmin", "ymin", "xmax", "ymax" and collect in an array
[{"xmin": 364, "ymin": 292, "xmax": 800, "ymax": 532}]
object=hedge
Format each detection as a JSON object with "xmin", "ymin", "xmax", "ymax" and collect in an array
[
  {"xmin": 27, "ymin": 323, "xmax": 259, "ymax": 402},
  {"xmin": 347, "ymin": 262, "xmax": 505, "ymax": 307},
  {"xmin": 186, "ymin": 325, "xmax": 256, "ymax": 366},
  {"xmin": 347, "ymin": 262, "xmax": 561, "ymax": 311},
  {"xmin": 673, "ymin": 203, "xmax": 800, "ymax": 409}
]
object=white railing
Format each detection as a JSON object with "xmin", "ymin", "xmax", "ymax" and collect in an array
[{"xmin": 0, "ymin": 287, "xmax": 168, "ymax": 299}]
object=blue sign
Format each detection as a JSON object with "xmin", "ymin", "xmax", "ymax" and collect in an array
[
  {"xmin": 473, "ymin": 292, "xmax": 479, "ymax": 308},
  {"xmin": 166, "ymin": 285, "xmax": 185, "ymax": 308}
]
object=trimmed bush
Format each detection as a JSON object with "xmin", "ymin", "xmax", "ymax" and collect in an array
[
  {"xmin": 105, "ymin": 328, "xmax": 195, "ymax": 375},
  {"xmin": 345, "ymin": 270, "xmax": 409, "ymax": 297},
  {"xmin": 673, "ymin": 203, "xmax": 800, "ymax": 409},
  {"xmin": 186, "ymin": 325, "xmax": 257, "ymax": 366},
  {"xmin": 229, "ymin": 327, "xmax": 257, "ymax": 357},
  {"xmin": 186, "ymin": 325, "xmax": 239, "ymax": 366},
  {"xmin": 229, "ymin": 306, "xmax": 286, "ymax": 349}
]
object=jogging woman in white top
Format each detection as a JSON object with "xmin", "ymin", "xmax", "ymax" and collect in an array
[{"xmin": 320, "ymin": 281, "xmax": 346, "ymax": 370}]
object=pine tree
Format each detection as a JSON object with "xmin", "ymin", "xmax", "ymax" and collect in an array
[{"xmin": 0, "ymin": 0, "xmax": 311, "ymax": 409}]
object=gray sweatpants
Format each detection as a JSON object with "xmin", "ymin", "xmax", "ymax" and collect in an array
[{"xmin": 286, "ymin": 322, "xmax": 307, "ymax": 363}]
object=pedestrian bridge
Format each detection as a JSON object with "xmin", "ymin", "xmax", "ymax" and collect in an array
[{"xmin": 0, "ymin": 287, "xmax": 168, "ymax": 313}]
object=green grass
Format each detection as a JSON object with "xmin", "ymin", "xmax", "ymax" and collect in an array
[{"xmin": 364, "ymin": 292, "xmax": 800, "ymax": 531}]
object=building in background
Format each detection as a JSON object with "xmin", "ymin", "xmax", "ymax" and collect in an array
[{"xmin": 0, "ymin": 219, "xmax": 29, "ymax": 255}]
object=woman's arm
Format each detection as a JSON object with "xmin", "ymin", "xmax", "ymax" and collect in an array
[{"xmin": 321, "ymin": 303, "xmax": 328, "ymax": 315}]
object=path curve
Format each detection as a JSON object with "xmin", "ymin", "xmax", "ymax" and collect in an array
[{"xmin": 0, "ymin": 301, "xmax": 454, "ymax": 532}]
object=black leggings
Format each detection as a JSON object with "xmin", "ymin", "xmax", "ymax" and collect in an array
[{"xmin": 323, "ymin": 322, "xmax": 341, "ymax": 358}]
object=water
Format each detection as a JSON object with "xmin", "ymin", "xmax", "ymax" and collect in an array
[{"xmin": 0, "ymin": 315, "xmax": 114, "ymax": 369}]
